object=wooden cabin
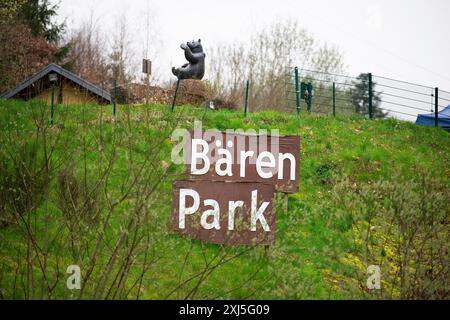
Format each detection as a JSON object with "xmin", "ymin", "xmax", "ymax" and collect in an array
[{"xmin": 1, "ymin": 64, "xmax": 111, "ymax": 105}]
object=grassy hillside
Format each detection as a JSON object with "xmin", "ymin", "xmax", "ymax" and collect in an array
[{"xmin": 0, "ymin": 99, "xmax": 448, "ymax": 300}]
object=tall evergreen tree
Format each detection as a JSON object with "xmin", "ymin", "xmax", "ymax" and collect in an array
[
  {"xmin": 18, "ymin": 0, "xmax": 65, "ymax": 43},
  {"xmin": 351, "ymin": 73, "xmax": 386, "ymax": 118}
]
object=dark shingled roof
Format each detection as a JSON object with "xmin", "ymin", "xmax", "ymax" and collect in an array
[{"xmin": 1, "ymin": 63, "xmax": 111, "ymax": 103}]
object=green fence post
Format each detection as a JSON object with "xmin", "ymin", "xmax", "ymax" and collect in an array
[
  {"xmin": 435, "ymin": 88, "xmax": 439, "ymax": 127},
  {"xmin": 368, "ymin": 73, "xmax": 373, "ymax": 119},
  {"xmin": 50, "ymin": 82, "xmax": 55, "ymax": 126},
  {"xmin": 113, "ymin": 80, "xmax": 117, "ymax": 116},
  {"xmin": 171, "ymin": 79, "xmax": 181, "ymax": 112},
  {"xmin": 307, "ymin": 82, "xmax": 313, "ymax": 112},
  {"xmin": 295, "ymin": 67, "xmax": 300, "ymax": 115},
  {"xmin": 244, "ymin": 80, "xmax": 250, "ymax": 117},
  {"xmin": 332, "ymin": 82, "xmax": 336, "ymax": 117}
]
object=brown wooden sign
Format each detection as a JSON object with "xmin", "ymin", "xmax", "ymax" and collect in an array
[
  {"xmin": 171, "ymin": 180, "xmax": 276, "ymax": 245},
  {"xmin": 142, "ymin": 59, "xmax": 152, "ymax": 75},
  {"xmin": 182, "ymin": 131, "xmax": 300, "ymax": 193}
]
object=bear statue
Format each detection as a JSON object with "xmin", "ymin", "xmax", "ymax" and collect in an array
[{"xmin": 172, "ymin": 39, "xmax": 206, "ymax": 80}]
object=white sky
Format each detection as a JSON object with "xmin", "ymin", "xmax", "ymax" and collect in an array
[{"xmin": 55, "ymin": 0, "xmax": 450, "ymax": 91}]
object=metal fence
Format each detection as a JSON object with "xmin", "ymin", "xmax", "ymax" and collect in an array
[{"xmin": 283, "ymin": 66, "xmax": 450, "ymax": 128}]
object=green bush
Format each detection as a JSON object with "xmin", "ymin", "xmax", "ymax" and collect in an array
[{"xmin": 330, "ymin": 171, "xmax": 449, "ymax": 299}]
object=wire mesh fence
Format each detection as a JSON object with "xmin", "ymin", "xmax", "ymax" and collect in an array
[
  {"xmin": 372, "ymin": 75, "xmax": 435, "ymax": 121},
  {"xmin": 282, "ymin": 66, "xmax": 449, "ymax": 129},
  {"xmin": 285, "ymin": 67, "xmax": 360, "ymax": 116}
]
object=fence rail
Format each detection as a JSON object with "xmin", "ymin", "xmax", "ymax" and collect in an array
[{"xmin": 280, "ymin": 66, "xmax": 449, "ymax": 128}]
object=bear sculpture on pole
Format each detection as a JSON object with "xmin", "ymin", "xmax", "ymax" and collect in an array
[
  {"xmin": 172, "ymin": 39, "xmax": 206, "ymax": 80},
  {"xmin": 171, "ymin": 39, "xmax": 206, "ymax": 111}
]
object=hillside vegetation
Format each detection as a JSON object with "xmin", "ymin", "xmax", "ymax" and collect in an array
[{"xmin": 0, "ymin": 100, "xmax": 448, "ymax": 300}]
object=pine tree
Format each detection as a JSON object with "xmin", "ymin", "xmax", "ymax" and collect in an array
[
  {"xmin": 17, "ymin": 0, "xmax": 65, "ymax": 43},
  {"xmin": 351, "ymin": 73, "xmax": 386, "ymax": 118}
]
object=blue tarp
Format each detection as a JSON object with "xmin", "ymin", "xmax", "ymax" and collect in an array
[{"xmin": 415, "ymin": 105, "xmax": 450, "ymax": 129}]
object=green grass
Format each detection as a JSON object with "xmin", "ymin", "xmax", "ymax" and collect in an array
[{"xmin": 0, "ymin": 99, "xmax": 448, "ymax": 300}]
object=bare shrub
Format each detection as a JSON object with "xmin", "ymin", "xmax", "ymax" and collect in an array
[
  {"xmin": 0, "ymin": 141, "xmax": 47, "ymax": 228},
  {"xmin": 63, "ymin": 15, "xmax": 109, "ymax": 87},
  {"xmin": 207, "ymin": 19, "xmax": 346, "ymax": 111},
  {"xmin": 0, "ymin": 20, "xmax": 59, "ymax": 93},
  {"xmin": 57, "ymin": 166, "xmax": 103, "ymax": 227},
  {"xmin": 0, "ymin": 99, "xmax": 263, "ymax": 300}
]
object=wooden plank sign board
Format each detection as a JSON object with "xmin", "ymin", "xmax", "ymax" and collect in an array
[
  {"xmin": 183, "ymin": 131, "xmax": 300, "ymax": 193},
  {"xmin": 171, "ymin": 130, "xmax": 300, "ymax": 245},
  {"xmin": 171, "ymin": 180, "xmax": 276, "ymax": 245}
]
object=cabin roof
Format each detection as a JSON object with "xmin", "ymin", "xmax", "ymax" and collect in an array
[{"xmin": 1, "ymin": 63, "xmax": 111, "ymax": 103}]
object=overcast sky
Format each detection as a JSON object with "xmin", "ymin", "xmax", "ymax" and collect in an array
[{"xmin": 55, "ymin": 0, "xmax": 450, "ymax": 91}]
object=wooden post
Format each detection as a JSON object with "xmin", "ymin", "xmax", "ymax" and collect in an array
[
  {"xmin": 143, "ymin": 59, "xmax": 152, "ymax": 105},
  {"xmin": 265, "ymin": 193, "xmax": 288, "ymax": 259},
  {"xmin": 284, "ymin": 193, "xmax": 288, "ymax": 213},
  {"xmin": 146, "ymin": 73, "xmax": 150, "ymax": 105}
]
